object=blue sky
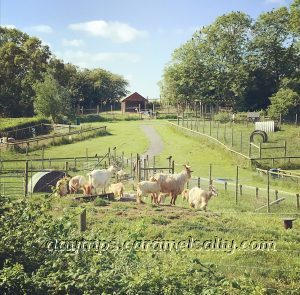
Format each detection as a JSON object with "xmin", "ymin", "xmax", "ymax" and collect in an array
[{"xmin": 0, "ymin": 0, "xmax": 293, "ymax": 98}]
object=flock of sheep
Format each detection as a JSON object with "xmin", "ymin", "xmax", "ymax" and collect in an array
[{"xmin": 55, "ymin": 164, "xmax": 218, "ymax": 211}]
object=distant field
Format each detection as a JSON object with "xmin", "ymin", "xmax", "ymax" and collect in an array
[{"xmin": 0, "ymin": 117, "xmax": 49, "ymax": 131}]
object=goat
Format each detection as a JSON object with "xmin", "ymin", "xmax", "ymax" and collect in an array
[
  {"xmin": 188, "ymin": 186, "xmax": 218, "ymax": 211},
  {"xmin": 153, "ymin": 164, "xmax": 192, "ymax": 205},
  {"xmin": 55, "ymin": 176, "xmax": 70, "ymax": 197},
  {"xmin": 108, "ymin": 182, "xmax": 125, "ymax": 199},
  {"xmin": 136, "ymin": 177, "xmax": 161, "ymax": 204},
  {"xmin": 88, "ymin": 165, "xmax": 116, "ymax": 194},
  {"xmin": 68, "ymin": 175, "xmax": 86, "ymax": 195}
]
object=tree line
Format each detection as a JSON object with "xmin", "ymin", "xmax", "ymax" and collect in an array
[
  {"xmin": 161, "ymin": 0, "xmax": 300, "ymax": 119},
  {"xmin": 0, "ymin": 27, "xmax": 129, "ymax": 121}
]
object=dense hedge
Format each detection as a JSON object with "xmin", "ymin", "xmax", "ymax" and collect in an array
[
  {"xmin": 0, "ymin": 198, "xmax": 259, "ymax": 294},
  {"xmin": 0, "ymin": 117, "xmax": 51, "ymax": 138}
]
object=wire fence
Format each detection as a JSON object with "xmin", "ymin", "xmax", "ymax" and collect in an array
[{"xmin": 1, "ymin": 147, "xmax": 299, "ymax": 213}]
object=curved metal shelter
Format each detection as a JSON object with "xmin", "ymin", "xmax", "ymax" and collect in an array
[{"xmin": 28, "ymin": 170, "xmax": 69, "ymax": 193}]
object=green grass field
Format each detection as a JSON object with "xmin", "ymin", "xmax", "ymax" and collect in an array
[{"xmin": 1, "ymin": 117, "xmax": 300, "ymax": 293}]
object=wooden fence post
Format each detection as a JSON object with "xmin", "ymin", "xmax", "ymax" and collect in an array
[
  {"xmin": 198, "ymin": 177, "xmax": 200, "ymax": 188},
  {"xmin": 138, "ymin": 159, "xmax": 141, "ymax": 182},
  {"xmin": 171, "ymin": 160, "xmax": 175, "ymax": 174},
  {"xmin": 65, "ymin": 161, "xmax": 69, "ymax": 173},
  {"xmin": 79, "ymin": 209, "xmax": 87, "ymax": 232},
  {"xmin": 235, "ymin": 166, "xmax": 239, "ymax": 205},
  {"xmin": 296, "ymin": 194, "xmax": 299, "ymax": 210},
  {"xmin": 239, "ymin": 184, "xmax": 243, "ymax": 196},
  {"xmin": 144, "ymin": 158, "xmax": 147, "ymax": 180},
  {"xmin": 108, "ymin": 148, "xmax": 111, "ymax": 165},
  {"xmin": 248, "ymin": 142, "xmax": 252, "ymax": 158},
  {"xmin": 240, "ymin": 131, "xmax": 243, "ymax": 152},
  {"xmin": 267, "ymin": 171, "xmax": 270, "ymax": 213},
  {"xmin": 256, "ymin": 187, "xmax": 259, "ymax": 199},
  {"xmin": 24, "ymin": 160, "xmax": 28, "ymax": 197},
  {"xmin": 42, "ymin": 147, "xmax": 45, "ymax": 169},
  {"xmin": 209, "ymin": 164, "xmax": 212, "ymax": 185},
  {"xmin": 275, "ymin": 190, "xmax": 278, "ymax": 201},
  {"xmin": 225, "ymin": 181, "xmax": 227, "ymax": 191},
  {"xmin": 259, "ymin": 142, "xmax": 262, "ymax": 159},
  {"xmin": 130, "ymin": 153, "xmax": 133, "ymax": 177},
  {"xmin": 284, "ymin": 140, "xmax": 287, "ymax": 157}
]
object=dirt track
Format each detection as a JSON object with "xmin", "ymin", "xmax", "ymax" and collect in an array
[{"xmin": 140, "ymin": 125, "xmax": 163, "ymax": 158}]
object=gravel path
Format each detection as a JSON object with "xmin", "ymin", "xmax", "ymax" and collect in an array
[{"xmin": 140, "ymin": 125, "xmax": 164, "ymax": 158}]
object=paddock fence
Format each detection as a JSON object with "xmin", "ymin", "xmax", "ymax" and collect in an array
[{"xmin": 1, "ymin": 148, "xmax": 299, "ymax": 213}]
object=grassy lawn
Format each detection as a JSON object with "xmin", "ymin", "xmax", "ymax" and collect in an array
[
  {"xmin": 1, "ymin": 118, "xmax": 300, "ymax": 292},
  {"xmin": 0, "ymin": 116, "xmax": 49, "ymax": 131},
  {"xmin": 179, "ymin": 118, "xmax": 300, "ymax": 167},
  {"xmin": 28, "ymin": 192, "xmax": 300, "ymax": 292}
]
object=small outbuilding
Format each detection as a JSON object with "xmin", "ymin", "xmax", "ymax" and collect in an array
[
  {"xmin": 120, "ymin": 92, "xmax": 148, "ymax": 113},
  {"xmin": 28, "ymin": 170, "xmax": 69, "ymax": 193}
]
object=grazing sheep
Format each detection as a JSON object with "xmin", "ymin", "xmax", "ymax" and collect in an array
[
  {"xmin": 153, "ymin": 164, "xmax": 192, "ymax": 205},
  {"xmin": 108, "ymin": 182, "xmax": 125, "ymax": 199},
  {"xmin": 88, "ymin": 165, "xmax": 116, "ymax": 194},
  {"xmin": 188, "ymin": 186, "xmax": 218, "ymax": 211},
  {"xmin": 136, "ymin": 177, "xmax": 161, "ymax": 204},
  {"xmin": 55, "ymin": 176, "xmax": 69, "ymax": 197},
  {"xmin": 69, "ymin": 175, "xmax": 87, "ymax": 195}
]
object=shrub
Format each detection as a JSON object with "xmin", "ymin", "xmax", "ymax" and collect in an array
[
  {"xmin": 94, "ymin": 198, "xmax": 109, "ymax": 206},
  {"xmin": 214, "ymin": 112, "xmax": 231, "ymax": 123}
]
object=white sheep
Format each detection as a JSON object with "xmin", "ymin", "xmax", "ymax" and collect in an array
[
  {"xmin": 136, "ymin": 177, "xmax": 161, "ymax": 204},
  {"xmin": 188, "ymin": 186, "xmax": 218, "ymax": 211},
  {"xmin": 68, "ymin": 175, "xmax": 87, "ymax": 195},
  {"xmin": 108, "ymin": 182, "xmax": 125, "ymax": 199},
  {"xmin": 153, "ymin": 164, "xmax": 192, "ymax": 205},
  {"xmin": 88, "ymin": 165, "xmax": 116, "ymax": 194}
]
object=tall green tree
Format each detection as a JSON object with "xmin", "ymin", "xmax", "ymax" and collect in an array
[
  {"xmin": 0, "ymin": 27, "xmax": 50, "ymax": 116},
  {"xmin": 33, "ymin": 72, "xmax": 72, "ymax": 122},
  {"xmin": 290, "ymin": 0, "xmax": 300, "ymax": 35}
]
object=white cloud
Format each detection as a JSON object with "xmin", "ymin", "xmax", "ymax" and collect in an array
[
  {"xmin": 29, "ymin": 25, "xmax": 53, "ymax": 33},
  {"xmin": 55, "ymin": 50, "xmax": 140, "ymax": 68},
  {"xmin": 1, "ymin": 24, "xmax": 16, "ymax": 29},
  {"xmin": 62, "ymin": 39, "xmax": 84, "ymax": 47},
  {"xmin": 69, "ymin": 20, "xmax": 146, "ymax": 43}
]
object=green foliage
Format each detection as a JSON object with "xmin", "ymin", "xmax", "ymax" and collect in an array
[
  {"xmin": 290, "ymin": 0, "xmax": 300, "ymax": 34},
  {"xmin": 0, "ymin": 27, "xmax": 129, "ymax": 118},
  {"xmin": 161, "ymin": 5, "xmax": 300, "ymax": 113},
  {"xmin": 94, "ymin": 198, "xmax": 110, "ymax": 206},
  {"xmin": 33, "ymin": 72, "xmax": 73, "ymax": 122},
  {"xmin": 214, "ymin": 112, "xmax": 231, "ymax": 123},
  {"xmin": 0, "ymin": 27, "xmax": 50, "ymax": 117},
  {"xmin": 78, "ymin": 113, "xmax": 141, "ymax": 123},
  {"xmin": 0, "ymin": 198, "xmax": 257, "ymax": 294},
  {"xmin": 268, "ymin": 88, "xmax": 300, "ymax": 118}
]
